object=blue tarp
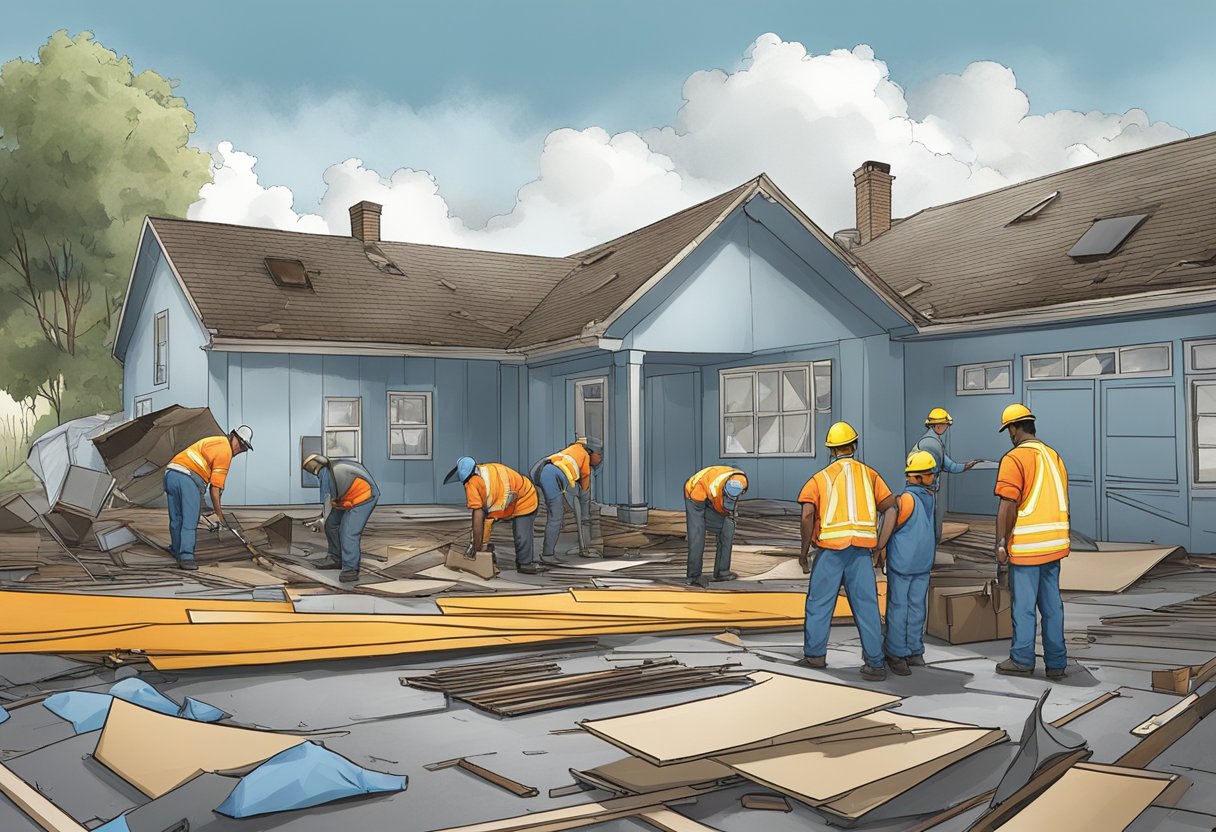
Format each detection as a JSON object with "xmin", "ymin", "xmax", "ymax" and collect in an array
[
  {"xmin": 109, "ymin": 678, "xmax": 180, "ymax": 717},
  {"xmin": 179, "ymin": 697, "xmax": 227, "ymax": 722},
  {"xmin": 43, "ymin": 690, "xmax": 113, "ymax": 733},
  {"xmin": 93, "ymin": 814, "xmax": 130, "ymax": 832},
  {"xmin": 216, "ymin": 741, "xmax": 406, "ymax": 818},
  {"xmin": 0, "ymin": 704, "xmax": 9, "ymax": 725}
]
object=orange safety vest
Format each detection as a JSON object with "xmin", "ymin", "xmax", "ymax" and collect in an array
[
  {"xmin": 169, "ymin": 436, "xmax": 233, "ymax": 488},
  {"xmin": 475, "ymin": 463, "xmax": 539, "ymax": 521},
  {"xmin": 685, "ymin": 466, "xmax": 747, "ymax": 515},
  {"xmin": 1007, "ymin": 440, "xmax": 1070, "ymax": 565},
  {"xmin": 548, "ymin": 443, "xmax": 591, "ymax": 490},
  {"xmin": 333, "ymin": 478, "xmax": 373, "ymax": 510},
  {"xmin": 811, "ymin": 458, "xmax": 879, "ymax": 550}
]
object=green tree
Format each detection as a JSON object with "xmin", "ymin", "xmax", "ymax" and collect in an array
[{"xmin": 0, "ymin": 30, "xmax": 211, "ymax": 425}]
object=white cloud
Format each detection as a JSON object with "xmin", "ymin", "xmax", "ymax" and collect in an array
[{"xmin": 188, "ymin": 33, "xmax": 1187, "ymax": 255}]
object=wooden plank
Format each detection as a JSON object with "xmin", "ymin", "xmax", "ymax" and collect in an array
[
  {"xmin": 426, "ymin": 785, "xmax": 710, "ymax": 832},
  {"xmin": 0, "ymin": 759, "xmax": 89, "ymax": 832},
  {"xmin": 638, "ymin": 808, "xmax": 722, "ymax": 832}
]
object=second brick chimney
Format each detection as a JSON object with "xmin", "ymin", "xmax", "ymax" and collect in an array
[
  {"xmin": 853, "ymin": 161, "xmax": 893, "ymax": 245},
  {"xmin": 349, "ymin": 201, "xmax": 382, "ymax": 243}
]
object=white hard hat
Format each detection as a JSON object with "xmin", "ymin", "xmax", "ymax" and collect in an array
[{"xmin": 232, "ymin": 425, "xmax": 254, "ymax": 451}]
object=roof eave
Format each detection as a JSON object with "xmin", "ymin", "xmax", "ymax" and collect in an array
[{"xmin": 209, "ymin": 336, "xmax": 529, "ymax": 363}]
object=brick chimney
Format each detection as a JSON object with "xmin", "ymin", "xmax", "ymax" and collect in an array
[
  {"xmin": 349, "ymin": 201, "xmax": 382, "ymax": 243},
  {"xmin": 853, "ymin": 161, "xmax": 893, "ymax": 245}
]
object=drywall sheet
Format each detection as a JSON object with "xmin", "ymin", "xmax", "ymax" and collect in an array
[
  {"xmin": 998, "ymin": 763, "xmax": 1176, "ymax": 831},
  {"xmin": 580, "ymin": 672, "xmax": 900, "ymax": 765},
  {"xmin": 94, "ymin": 699, "xmax": 305, "ymax": 798},
  {"xmin": 716, "ymin": 713, "xmax": 1003, "ymax": 810},
  {"xmin": 1059, "ymin": 547, "xmax": 1180, "ymax": 592}
]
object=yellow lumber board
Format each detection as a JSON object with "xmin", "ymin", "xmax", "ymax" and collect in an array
[
  {"xmin": 0, "ymin": 590, "xmax": 291, "ymax": 633},
  {"xmin": 0, "ymin": 760, "xmax": 87, "ymax": 832}
]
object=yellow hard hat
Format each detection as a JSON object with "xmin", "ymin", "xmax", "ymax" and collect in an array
[
  {"xmin": 905, "ymin": 450, "xmax": 937, "ymax": 474},
  {"xmin": 999, "ymin": 403, "xmax": 1035, "ymax": 432},
  {"xmin": 825, "ymin": 421, "xmax": 859, "ymax": 448},
  {"xmin": 925, "ymin": 407, "xmax": 953, "ymax": 426}
]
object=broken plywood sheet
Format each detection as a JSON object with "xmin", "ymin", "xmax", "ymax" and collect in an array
[
  {"xmin": 738, "ymin": 559, "xmax": 805, "ymax": 582},
  {"xmin": 356, "ymin": 579, "xmax": 456, "ymax": 597},
  {"xmin": 580, "ymin": 671, "xmax": 900, "ymax": 765},
  {"xmin": 94, "ymin": 698, "xmax": 305, "ymax": 798},
  {"xmin": 998, "ymin": 763, "xmax": 1180, "ymax": 831},
  {"xmin": 940, "ymin": 521, "xmax": 970, "ymax": 543},
  {"xmin": 563, "ymin": 558, "xmax": 673, "ymax": 572},
  {"xmin": 578, "ymin": 757, "xmax": 735, "ymax": 794},
  {"xmin": 418, "ymin": 565, "xmax": 534, "ymax": 590},
  {"xmin": 197, "ymin": 563, "xmax": 284, "ymax": 587},
  {"xmin": 1060, "ymin": 546, "xmax": 1182, "ymax": 592}
]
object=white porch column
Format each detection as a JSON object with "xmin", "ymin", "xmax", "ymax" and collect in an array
[{"xmin": 617, "ymin": 349, "xmax": 648, "ymax": 525}]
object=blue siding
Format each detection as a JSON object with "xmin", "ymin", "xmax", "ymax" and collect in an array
[{"xmin": 644, "ymin": 370, "xmax": 700, "ymax": 510}]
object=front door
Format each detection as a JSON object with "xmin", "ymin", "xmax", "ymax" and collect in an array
[
  {"xmin": 645, "ymin": 372, "xmax": 700, "ymax": 511},
  {"xmin": 1025, "ymin": 382, "xmax": 1099, "ymax": 539}
]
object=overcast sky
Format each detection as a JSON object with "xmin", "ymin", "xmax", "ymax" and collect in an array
[{"xmin": 2, "ymin": 0, "xmax": 1212, "ymax": 253}]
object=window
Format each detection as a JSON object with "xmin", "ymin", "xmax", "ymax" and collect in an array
[
  {"xmin": 1067, "ymin": 213, "xmax": 1149, "ymax": 258},
  {"xmin": 323, "ymin": 397, "xmax": 361, "ymax": 460},
  {"xmin": 1025, "ymin": 343, "xmax": 1171, "ymax": 380},
  {"xmin": 1186, "ymin": 339, "xmax": 1216, "ymax": 373},
  {"xmin": 300, "ymin": 436, "xmax": 322, "ymax": 488},
  {"xmin": 264, "ymin": 257, "xmax": 313, "ymax": 288},
  {"xmin": 720, "ymin": 363, "xmax": 815, "ymax": 457},
  {"xmin": 1193, "ymin": 381, "xmax": 1216, "ymax": 484},
  {"xmin": 153, "ymin": 310, "xmax": 168, "ymax": 386},
  {"xmin": 575, "ymin": 377, "xmax": 607, "ymax": 447},
  {"xmin": 813, "ymin": 361, "xmax": 832, "ymax": 413},
  {"xmin": 955, "ymin": 361, "xmax": 1013, "ymax": 395},
  {"xmin": 388, "ymin": 392, "xmax": 432, "ymax": 459},
  {"xmin": 134, "ymin": 396, "xmax": 153, "ymax": 417}
]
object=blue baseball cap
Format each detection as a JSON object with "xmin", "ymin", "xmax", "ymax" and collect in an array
[
  {"xmin": 444, "ymin": 456, "xmax": 477, "ymax": 484},
  {"xmin": 724, "ymin": 478, "xmax": 745, "ymax": 499}
]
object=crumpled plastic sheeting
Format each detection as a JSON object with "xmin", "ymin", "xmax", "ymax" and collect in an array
[
  {"xmin": 43, "ymin": 679, "xmax": 226, "ymax": 733},
  {"xmin": 93, "ymin": 814, "xmax": 131, "ymax": 832},
  {"xmin": 216, "ymin": 741, "xmax": 407, "ymax": 818},
  {"xmin": 0, "ymin": 704, "xmax": 8, "ymax": 724}
]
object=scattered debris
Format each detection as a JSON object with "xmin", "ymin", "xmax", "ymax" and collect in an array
[
  {"xmin": 740, "ymin": 793, "xmax": 791, "ymax": 812},
  {"xmin": 425, "ymin": 756, "xmax": 538, "ymax": 798}
]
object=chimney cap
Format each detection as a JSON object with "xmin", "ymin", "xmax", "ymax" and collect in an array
[
  {"xmin": 855, "ymin": 160, "xmax": 892, "ymax": 176},
  {"xmin": 349, "ymin": 200, "xmax": 383, "ymax": 215}
]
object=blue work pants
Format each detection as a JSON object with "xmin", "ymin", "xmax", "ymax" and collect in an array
[
  {"xmin": 803, "ymin": 545, "xmax": 885, "ymax": 668},
  {"xmin": 884, "ymin": 570, "xmax": 931, "ymax": 659},
  {"xmin": 684, "ymin": 497, "xmax": 735, "ymax": 580},
  {"xmin": 163, "ymin": 469, "xmax": 202, "ymax": 563},
  {"xmin": 324, "ymin": 497, "xmax": 378, "ymax": 572},
  {"xmin": 1009, "ymin": 560, "xmax": 1067, "ymax": 670}
]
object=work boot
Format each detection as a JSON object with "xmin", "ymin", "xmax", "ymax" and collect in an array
[
  {"xmin": 796, "ymin": 655, "xmax": 827, "ymax": 669},
  {"xmin": 178, "ymin": 560, "xmax": 198, "ymax": 571},
  {"xmin": 579, "ymin": 549, "xmax": 604, "ymax": 559},
  {"xmin": 885, "ymin": 655, "xmax": 911, "ymax": 677},
  {"xmin": 539, "ymin": 556, "xmax": 564, "ymax": 566},
  {"xmin": 861, "ymin": 664, "xmax": 888, "ymax": 681},
  {"xmin": 996, "ymin": 658, "xmax": 1035, "ymax": 677},
  {"xmin": 687, "ymin": 576, "xmax": 708, "ymax": 588},
  {"xmin": 1046, "ymin": 667, "xmax": 1067, "ymax": 680},
  {"xmin": 905, "ymin": 654, "xmax": 926, "ymax": 667},
  {"xmin": 517, "ymin": 563, "xmax": 548, "ymax": 575},
  {"xmin": 710, "ymin": 571, "xmax": 738, "ymax": 582},
  {"xmin": 338, "ymin": 569, "xmax": 360, "ymax": 583},
  {"xmin": 315, "ymin": 558, "xmax": 343, "ymax": 570}
]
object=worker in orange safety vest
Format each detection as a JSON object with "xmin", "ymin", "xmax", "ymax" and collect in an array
[
  {"xmin": 302, "ymin": 454, "xmax": 380, "ymax": 583},
  {"xmin": 163, "ymin": 426, "xmax": 253, "ymax": 570},
  {"xmin": 446, "ymin": 456, "xmax": 545, "ymax": 575},
  {"xmin": 683, "ymin": 466, "xmax": 748, "ymax": 586}
]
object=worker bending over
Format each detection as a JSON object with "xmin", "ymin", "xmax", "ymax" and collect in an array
[
  {"xmin": 994, "ymin": 404, "xmax": 1070, "ymax": 679},
  {"xmin": 683, "ymin": 466, "xmax": 748, "ymax": 586},
  {"xmin": 531, "ymin": 437, "xmax": 604, "ymax": 562},
  {"xmin": 879, "ymin": 450, "xmax": 938, "ymax": 676},
  {"xmin": 162, "ymin": 426, "xmax": 254, "ymax": 571},
  {"xmin": 914, "ymin": 408, "xmax": 981, "ymax": 543},
  {"xmin": 797, "ymin": 421, "xmax": 895, "ymax": 681},
  {"xmin": 302, "ymin": 454, "xmax": 380, "ymax": 583},
  {"xmin": 446, "ymin": 456, "xmax": 545, "ymax": 575}
]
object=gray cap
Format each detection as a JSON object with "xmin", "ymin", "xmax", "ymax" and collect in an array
[{"xmin": 582, "ymin": 437, "xmax": 604, "ymax": 455}]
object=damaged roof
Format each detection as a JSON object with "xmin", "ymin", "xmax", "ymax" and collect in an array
[{"xmin": 851, "ymin": 131, "xmax": 1216, "ymax": 322}]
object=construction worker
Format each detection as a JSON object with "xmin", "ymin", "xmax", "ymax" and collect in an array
[
  {"xmin": 796, "ymin": 421, "xmax": 895, "ymax": 681},
  {"xmin": 994, "ymin": 404, "xmax": 1070, "ymax": 679},
  {"xmin": 301, "ymin": 454, "xmax": 380, "ymax": 583},
  {"xmin": 162, "ymin": 426, "xmax": 254, "ymax": 571},
  {"xmin": 914, "ymin": 408, "xmax": 982, "ymax": 543},
  {"xmin": 530, "ymin": 437, "xmax": 604, "ymax": 562},
  {"xmin": 879, "ymin": 451, "xmax": 938, "ymax": 676},
  {"xmin": 445, "ymin": 456, "xmax": 545, "ymax": 575},
  {"xmin": 684, "ymin": 466, "xmax": 748, "ymax": 586}
]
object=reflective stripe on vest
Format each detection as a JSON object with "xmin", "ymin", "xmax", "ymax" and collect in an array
[
  {"xmin": 478, "ymin": 466, "xmax": 514, "ymax": 514},
  {"xmin": 551, "ymin": 453, "xmax": 580, "ymax": 488},
  {"xmin": 1008, "ymin": 441, "xmax": 1070, "ymax": 559},
  {"xmin": 815, "ymin": 459, "xmax": 878, "ymax": 546}
]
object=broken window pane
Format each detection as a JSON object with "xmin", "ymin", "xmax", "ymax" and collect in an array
[
  {"xmin": 985, "ymin": 364, "xmax": 1010, "ymax": 389},
  {"xmin": 963, "ymin": 368, "xmax": 985, "ymax": 389},
  {"xmin": 1119, "ymin": 345, "xmax": 1169, "ymax": 374},
  {"xmin": 724, "ymin": 416, "xmax": 754, "ymax": 454},
  {"xmin": 783, "ymin": 414, "xmax": 810, "ymax": 454},
  {"xmin": 580, "ymin": 382, "xmax": 604, "ymax": 401},
  {"xmin": 1198, "ymin": 448, "xmax": 1216, "ymax": 483},
  {"xmin": 1192, "ymin": 343, "xmax": 1216, "ymax": 371},
  {"xmin": 390, "ymin": 427, "xmax": 428, "ymax": 457},
  {"xmin": 757, "ymin": 371, "xmax": 780, "ymax": 413},
  {"xmin": 583, "ymin": 401, "xmax": 605, "ymax": 444},
  {"xmin": 1066, "ymin": 352, "xmax": 1116, "ymax": 376},
  {"xmin": 325, "ymin": 429, "xmax": 358, "ymax": 459},
  {"xmin": 757, "ymin": 416, "xmax": 781, "ymax": 454},
  {"xmin": 723, "ymin": 376, "xmax": 754, "ymax": 414},
  {"xmin": 1195, "ymin": 383, "xmax": 1216, "ymax": 415},
  {"xmin": 390, "ymin": 394, "xmax": 427, "ymax": 425},
  {"xmin": 814, "ymin": 362, "xmax": 832, "ymax": 411},
  {"xmin": 782, "ymin": 369, "xmax": 809, "ymax": 411},
  {"xmin": 1029, "ymin": 356, "xmax": 1063, "ymax": 378},
  {"xmin": 326, "ymin": 399, "xmax": 360, "ymax": 427}
]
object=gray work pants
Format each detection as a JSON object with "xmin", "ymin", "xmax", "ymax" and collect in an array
[
  {"xmin": 685, "ymin": 497, "xmax": 736, "ymax": 580},
  {"xmin": 933, "ymin": 477, "xmax": 947, "ymax": 543},
  {"xmin": 536, "ymin": 462, "xmax": 589, "ymax": 557}
]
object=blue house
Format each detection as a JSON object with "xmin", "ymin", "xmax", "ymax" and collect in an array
[{"xmin": 112, "ymin": 132, "xmax": 1216, "ymax": 553}]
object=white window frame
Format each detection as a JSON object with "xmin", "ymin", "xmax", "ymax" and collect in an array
[
  {"xmin": 153, "ymin": 310, "xmax": 169, "ymax": 386},
  {"xmin": 574, "ymin": 376, "xmax": 608, "ymax": 447},
  {"xmin": 323, "ymin": 396, "xmax": 362, "ymax": 461},
  {"xmin": 387, "ymin": 391, "xmax": 433, "ymax": 460},
  {"xmin": 719, "ymin": 361, "xmax": 816, "ymax": 459},
  {"xmin": 955, "ymin": 360, "xmax": 1013, "ymax": 395},
  {"xmin": 1024, "ymin": 342, "xmax": 1172, "ymax": 381},
  {"xmin": 1190, "ymin": 378, "xmax": 1216, "ymax": 488},
  {"xmin": 134, "ymin": 396, "xmax": 153, "ymax": 417},
  {"xmin": 1185, "ymin": 338, "xmax": 1216, "ymax": 374}
]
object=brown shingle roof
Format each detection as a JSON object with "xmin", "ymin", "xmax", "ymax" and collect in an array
[{"xmin": 851, "ymin": 132, "xmax": 1216, "ymax": 321}]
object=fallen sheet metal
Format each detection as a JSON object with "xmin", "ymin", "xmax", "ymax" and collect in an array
[
  {"xmin": 580, "ymin": 671, "xmax": 901, "ymax": 765},
  {"xmin": 94, "ymin": 699, "xmax": 306, "ymax": 798},
  {"xmin": 997, "ymin": 763, "xmax": 1183, "ymax": 831},
  {"xmin": 990, "ymin": 689, "xmax": 1087, "ymax": 806},
  {"xmin": 90, "ymin": 405, "xmax": 223, "ymax": 507}
]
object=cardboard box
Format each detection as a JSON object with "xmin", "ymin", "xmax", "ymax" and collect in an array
[{"xmin": 926, "ymin": 581, "xmax": 1011, "ymax": 645}]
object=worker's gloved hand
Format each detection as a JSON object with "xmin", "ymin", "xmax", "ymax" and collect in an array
[
  {"xmin": 202, "ymin": 514, "xmax": 221, "ymax": 533},
  {"xmin": 964, "ymin": 459, "xmax": 981, "ymax": 470},
  {"xmin": 302, "ymin": 518, "xmax": 322, "ymax": 533}
]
